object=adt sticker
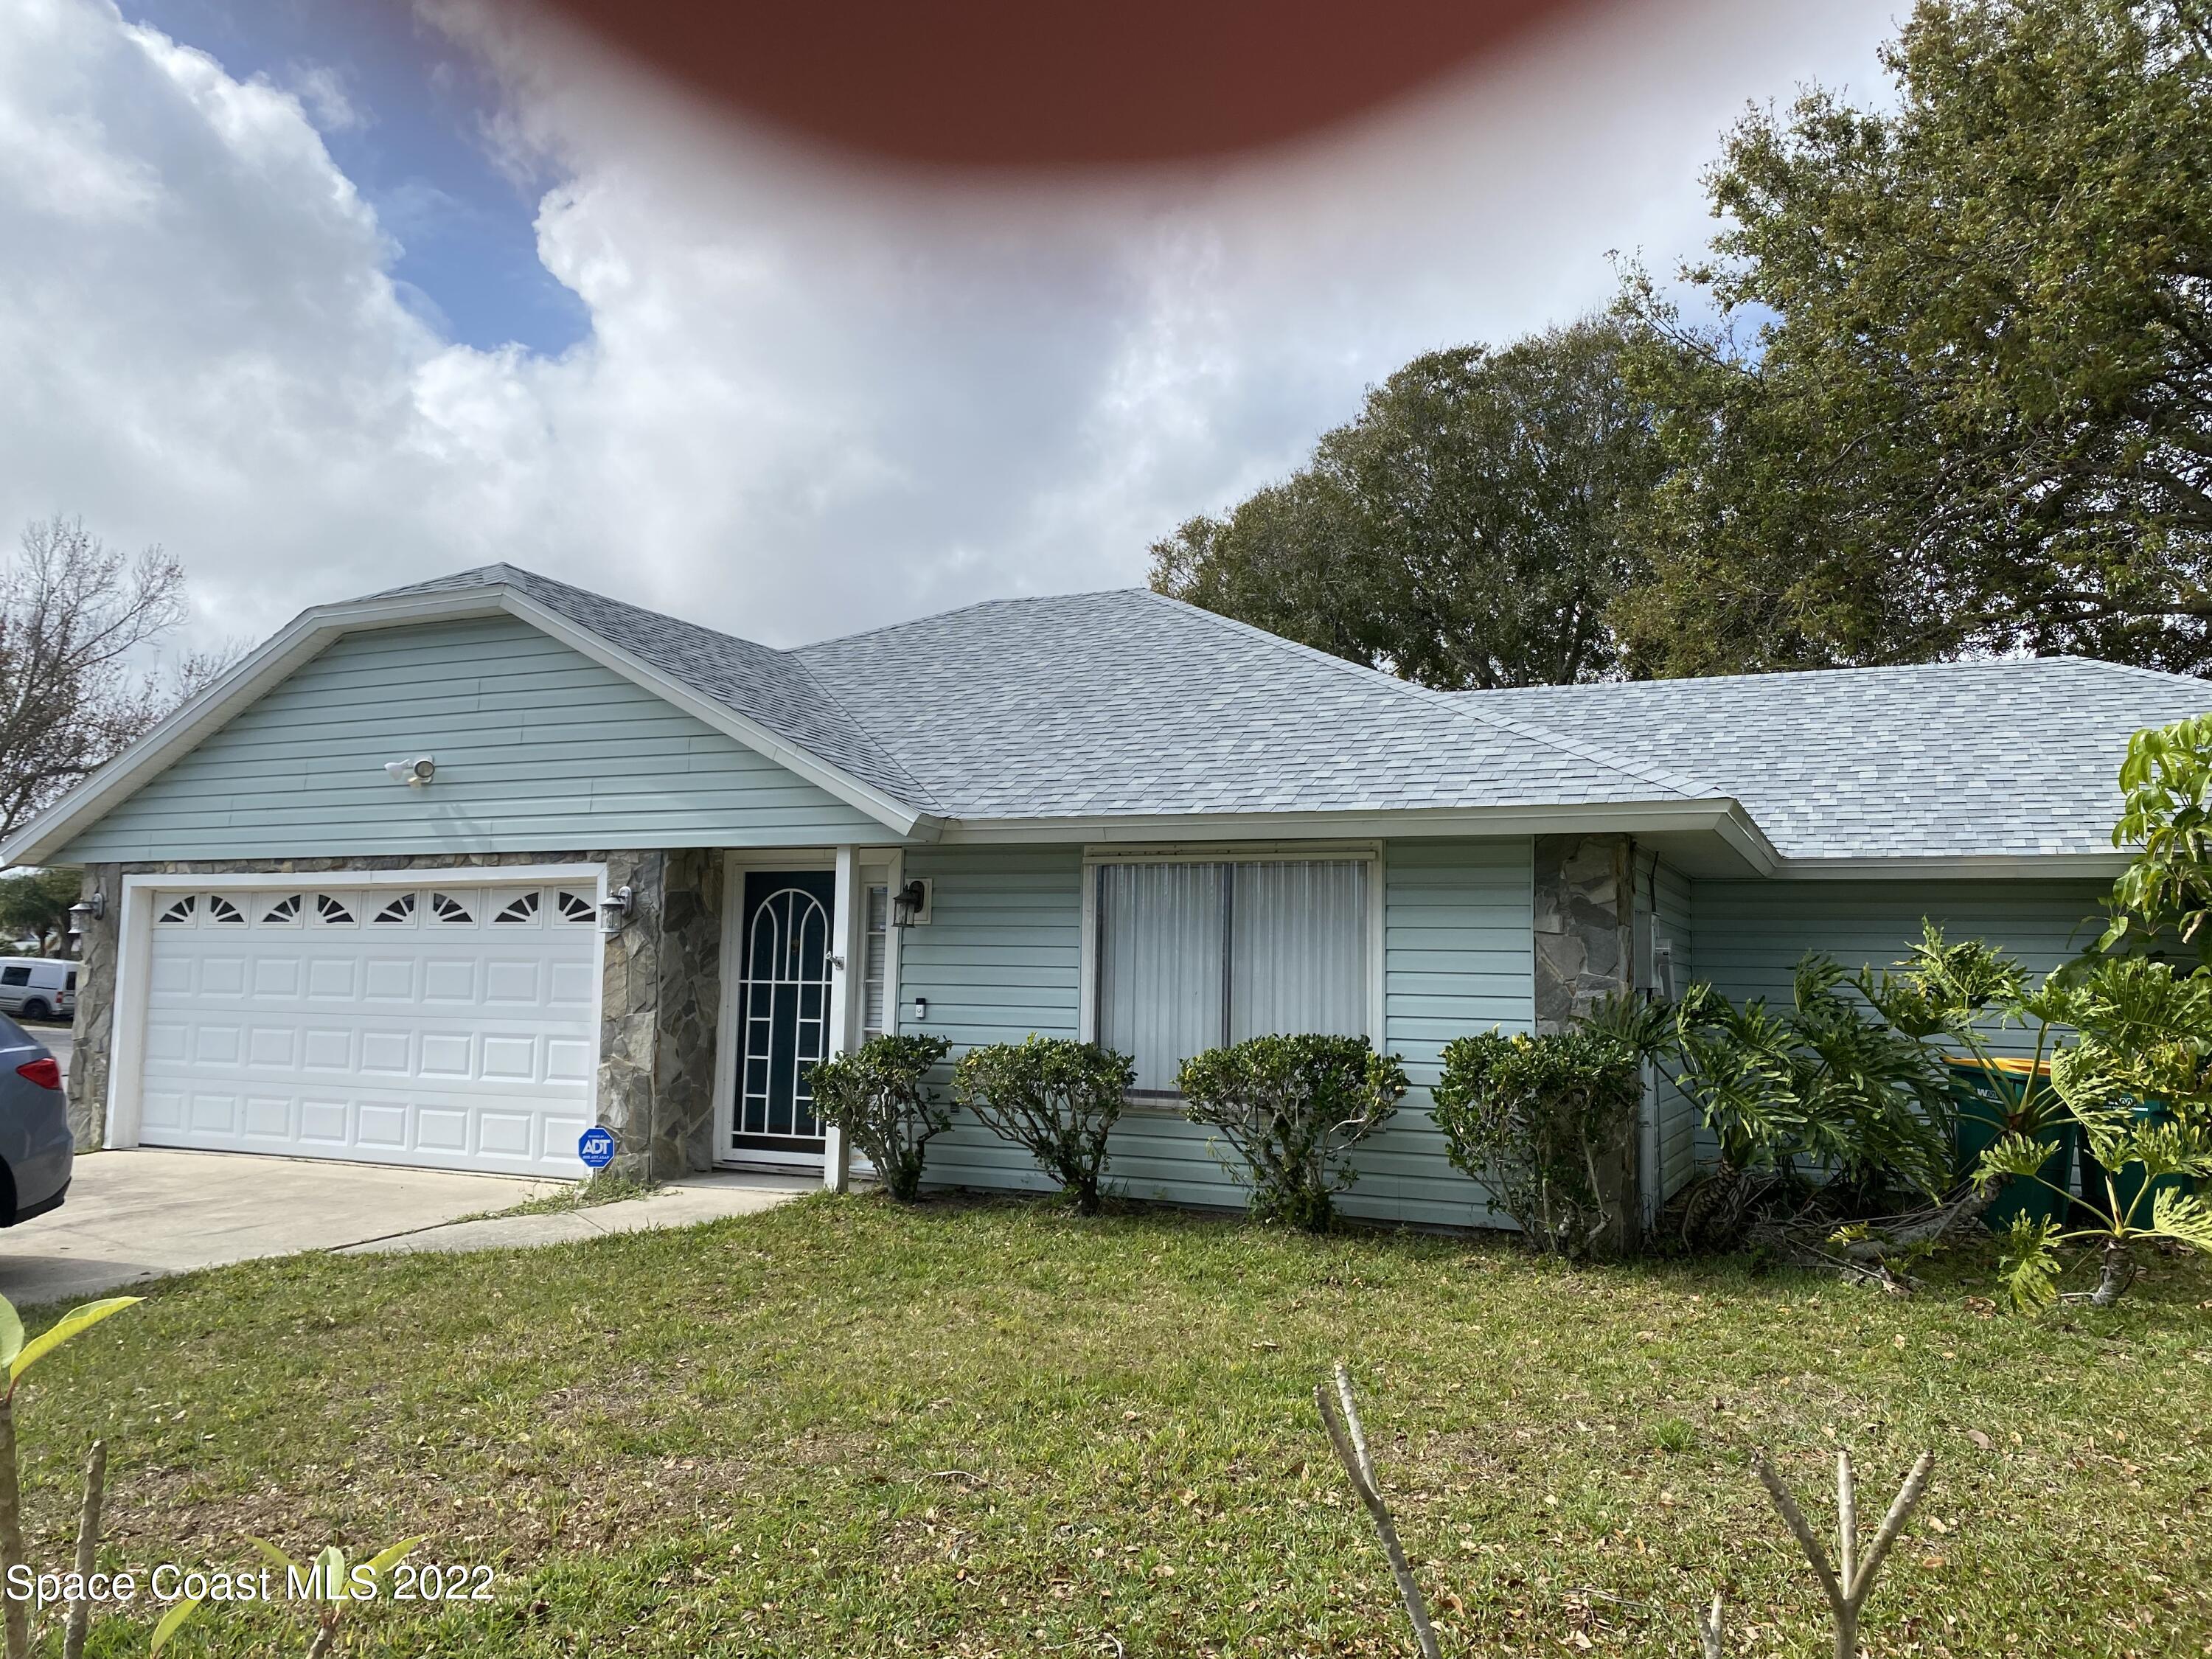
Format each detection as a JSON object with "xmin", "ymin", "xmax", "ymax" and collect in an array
[{"xmin": 577, "ymin": 1126, "xmax": 616, "ymax": 1169}]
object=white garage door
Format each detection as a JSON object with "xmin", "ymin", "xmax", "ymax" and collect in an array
[{"xmin": 137, "ymin": 880, "xmax": 602, "ymax": 1175}]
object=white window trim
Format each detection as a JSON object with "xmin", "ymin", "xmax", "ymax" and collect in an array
[
  {"xmin": 106, "ymin": 863, "xmax": 608, "ymax": 1153},
  {"xmin": 1077, "ymin": 842, "xmax": 1386, "ymax": 1090}
]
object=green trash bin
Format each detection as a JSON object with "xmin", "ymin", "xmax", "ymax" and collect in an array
[
  {"xmin": 2075, "ymin": 1099, "xmax": 2196, "ymax": 1228},
  {"xmin": 1947, "ymin": 1057, "xmax": 2076, "ymax": 1231}
]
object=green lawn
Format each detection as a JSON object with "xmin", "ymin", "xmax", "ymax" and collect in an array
[{"xmin": 15, "ymin": 1194, "xmax": 2211, "ymax": 1657}]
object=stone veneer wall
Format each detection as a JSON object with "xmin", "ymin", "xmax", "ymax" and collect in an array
[
  {"xmin": 1531, "ymin": 835, "xmax": 1634, "ymax": 1033},
  {"xmin": 1531, "ymin": 833, "xmax": 1639, "ymax": 1248},
  {"xmin": 65, "ymin": 850, "xmax": 721, "ymax": 1181}
]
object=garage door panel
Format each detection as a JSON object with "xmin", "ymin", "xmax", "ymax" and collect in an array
[
  {"xmin": 144, "ymin": 1020, "xmax": 189, "ymax": 1064},
  {"xmin": 477, "ymin": 1112, "xmax": 533, "ymax": 1157},
  {"xmin": 420, "ymin": 1032, "xmax": 473, "ymax": 1079},
  {"xmin": 484, "ymin": 959, "xmax": 542, "ymax": 1004},
  {"xmin": 357, "ymin": 1102, "xmax": 408, "ymax": 1148},
  {"xmin": 142, "ymin": 1089, "xmax": 184, "ymax": 1133},
  {"xmin": 423, "ymin": 959, "xmax": 476, "ymax": 1001},
  {"xmin": 299, "ymin": 1098, "xmax": 350, "ymax": 1144},
  {"xmin": 549, "ymin": 961, "xmax": 595, "ymax": 1006},
  {"xmin": 136, "ymin": 881, "xmax": 602, "ymax": 1174},
  {"xmin": 364, "ymin": 958, "xmax": 418, "ymax": 999},
  {"xmin": 187, "ymin": 1091, "xmax": 239, "ymax": 1133},
  {"xmin": 247, "ymin": 1026, "xmax": 297, "ymax": 1068},
  {"xmin": 193, "ymin": 1024, "xmax": 242, "ymax": 1065},
  {"xmin": 242, "ymin": 1096, "xmax": 293, "ymax": 1138},
  {"xmin": 361, "ymin": 1029, "xmax": 415, "ymax": 1074},
  {"xmin": 481, "ymin": 1035, "xmax": 540, "ymax": 1082},
  {"xmin": 306, "ymin": 958, "xmax": 358, "ymax": 1000},
  {"xmin": 251, "ymin": 957, "xmax": 302, "ymax": 998},
  {"xmin": 200, "ymin": 956, "xmax": 248, "ymax": 996},
  {"xmin": 546, "ymin": 1036, "xmax": 594, "ymax": 1082},
  {"xmin": 417, "ymin": 1108, "xmax": 470, "ymax": 1152}
]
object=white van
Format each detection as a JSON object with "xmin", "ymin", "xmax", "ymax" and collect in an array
[{"xmin": 0, "ymin": 960, "xmax": 74, "ymax": 1023}]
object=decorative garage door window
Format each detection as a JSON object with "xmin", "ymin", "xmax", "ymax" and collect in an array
[
  {"xmin": 133, "ymin": 883, "xmax": 601, "ymax": 1177},
  {"xmin": 732, "ymin": 870, "xmax": 835, "ymax": 1155}
]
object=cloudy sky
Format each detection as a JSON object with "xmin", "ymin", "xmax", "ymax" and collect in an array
[{"xmin": 0, "ymin": 0, "xmax": 1899, "ymax": 657}]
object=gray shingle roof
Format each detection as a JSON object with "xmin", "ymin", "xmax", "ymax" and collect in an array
[
  {"xmin": 795, "ymin": 590, "xmax": 1700, "ymax": 818},
  {"xmin": 369, "ymin": 565, "xmax": 939, "ymax": 810},
  {"xmin": 1467, "ymin": 659, "xmax": 2212, "ymax": 862},
  {"xmin": 365, "ymin": 568, "xmax": 2212, "ymax": 862}
]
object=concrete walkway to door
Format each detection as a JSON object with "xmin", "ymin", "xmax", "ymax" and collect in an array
[{"xmin": 0, "ymin": 1150, "xmax": 810, "ymax": 1307}]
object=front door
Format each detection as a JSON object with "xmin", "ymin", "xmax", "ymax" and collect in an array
[{"xmin": 731, "ymin": 870, "xmax": 836, "ymax": 1159}]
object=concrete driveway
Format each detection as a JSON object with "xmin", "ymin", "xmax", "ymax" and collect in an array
[{"xmin": 0, "ymin": 1150, "xmax": 561, "ymax": 1307}]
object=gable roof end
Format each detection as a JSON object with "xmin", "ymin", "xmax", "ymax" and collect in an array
[{"xmin": 0, "ymin": 568, "xmax": 939, "ymax": 867}]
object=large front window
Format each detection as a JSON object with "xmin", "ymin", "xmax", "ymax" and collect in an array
[{"xmin": 1095, "ymin": 858, "xmax": 1371, "ymax": 1094}]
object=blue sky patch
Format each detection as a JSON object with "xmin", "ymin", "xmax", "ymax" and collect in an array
[{"xmin": 119, "ymin": 0, "xmax": 588, "ymax": 357}]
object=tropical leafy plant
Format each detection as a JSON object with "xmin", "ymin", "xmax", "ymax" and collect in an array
[
  {"xmin": 2104, "ymin": 712, "xmax": 2212, "ymax": 959},
  {"xmin": 0, "ymin": 1293, "xmax": 139, "ymax": 1659},
  {"xmin": 951, "ymin": 1037, "xmax": 1133, "ymax": 1214},
  {"xmin": 1431, "ymin": 1024, "xmax": 1644, "ymax": 1259},
  {"xmin": 1983, "ymin": 1110, "xmax": 2212, "ymax": 1310},
  {"xmin": 807, "ymin": 1033, "xmax": 953, "ymax": 1202},
  {"xmin": 1972, "ymin": 948, "xmax": 2212, "ymax": 1309},
  {"xmin": 1670, "ymin": 956, "xmax": 1958, "ymax": 1203},
  {"xmin": 1177, "ymin": 1034, "xmax": 1408, "ymax": 1233}
]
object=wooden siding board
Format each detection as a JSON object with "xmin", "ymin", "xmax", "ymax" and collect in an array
[{"xmin": 58, "ymin": 615, "xmax": 897, "ymax": 860}]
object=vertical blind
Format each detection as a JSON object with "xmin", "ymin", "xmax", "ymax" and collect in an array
[
  {"xmin": 861, "ymin": 882, "xmax": 889, "ymax": 1038},
  {"xmin": 1097, "ymin": 859, "xmax": 1369, "ymax": 1094}
]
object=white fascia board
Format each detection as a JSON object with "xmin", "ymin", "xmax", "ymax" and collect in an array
[
  {"xmin": 3, "ymin": 585, "xmax": 934, "ymax": 869},
  {"xmin": 1770, "ymin": 852, "xmax": 2129, "ymax": 880},
  {"xmin": 942, "ymin": 799, "xmax": 1784, "ymax": 874}
]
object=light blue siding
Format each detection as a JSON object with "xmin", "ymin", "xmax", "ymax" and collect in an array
[
  {"xmin": 898, "ymin": 844, "xmax": 1085, "ymax": 1195},
  {"xmin": 1350, "ymin": 838, "xmax": 1532, "ymax": 1228},
  {"xmin": 1693, "ymin": 879, "xmax": 2110, "ymax": 1036},
  {"xmin": 58, "ymin": 616, "xmax": 897, "ymax": 861},
  {"xmin": 1681, "ymin": 877, "xmax": 2112, "ymax": 1169},
  {"xmin": 900, "ymin": 839, "xmax": 1534, "ymax": 1228}
]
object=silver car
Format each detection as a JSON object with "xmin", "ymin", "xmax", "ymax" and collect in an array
[{"xmin": 0, "ymin": 1015, "xmax": 70, "ymax": 1224}]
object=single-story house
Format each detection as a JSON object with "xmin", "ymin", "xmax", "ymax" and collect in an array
[{"xmin": 8, "ymin": 564, "xmax": 2206, "ymax": 1229}]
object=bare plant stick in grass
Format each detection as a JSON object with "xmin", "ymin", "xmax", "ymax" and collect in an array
[
  {"xmin": 1315, "ymin": 1363, "xmax": 1441, "ymax": 1659},
  {"xmin": 1314, "ymin": 1362, "xmax": 1933, "ymax": 1659}
]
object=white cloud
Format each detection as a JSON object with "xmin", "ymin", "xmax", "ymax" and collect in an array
[
  {"xmin": 284, "ymin": 62, "xmax": 365, "ymax": 134},
  {"xmin": 0, "ymin": 0, "xmax": 1897, "ymax": 653}
]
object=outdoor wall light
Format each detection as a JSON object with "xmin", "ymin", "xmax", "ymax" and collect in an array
[
  {"xmin": 383, "ymin": 757, "xmax": 436, "ymax": 786},
  {"xmin": 891, "ymin": 877, "xmax": 932, "ymax": 928},
  {"xmin": 599, "ymin": 884, "xmax": 635, "ymax": 934},
  {"xmin": 66, "ymin": 888, "xmax": 105, "ymax": 938}
]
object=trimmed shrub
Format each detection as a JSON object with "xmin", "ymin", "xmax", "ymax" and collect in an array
[
  {"xmin": 1431, "ymin": 1028, "xmax": 1642, "ymax": 1259},
  {"xmin": 807, "ymin": 1033, "xmax": 953, "ymax": 1201},
  {"xmin": 1177, "ymin": 1034, "xmax": 1408, "ymax": 1232},
  {"xmin": 952, "ymin": 1036, "xmax": 1134, "ymax": 1214}
]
